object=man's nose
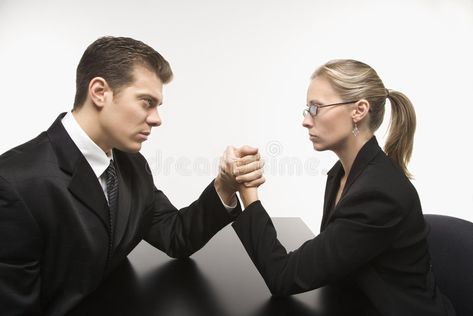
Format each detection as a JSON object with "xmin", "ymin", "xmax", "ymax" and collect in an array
[{"xmin": 147, "ymin": 108, "xmax": 161, "ymax": 127}]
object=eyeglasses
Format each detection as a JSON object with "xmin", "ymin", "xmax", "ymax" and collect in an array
[{"xmin": 303, "ymin": 100, "xmax": 358, "ymax": 117}]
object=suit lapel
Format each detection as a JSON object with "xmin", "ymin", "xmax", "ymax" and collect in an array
[
  {"xmin": 113, "ymin": 151, "xmax": 133, "ymax": 249},
  {"xmin": 47, "ymin": 113, "xmax": 110, "ymax": 232},
  {"xmin": 69, "ymin": 158, "xmax": 110, "ymax": 228}
]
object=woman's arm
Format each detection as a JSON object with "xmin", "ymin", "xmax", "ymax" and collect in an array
[
  {"xmin": 232, "ymin": 190, "xmax": 404, "ymax": 296},
  {"xmin": 239, "ymin": 186, "xmax": 259, "ymax": 208}
]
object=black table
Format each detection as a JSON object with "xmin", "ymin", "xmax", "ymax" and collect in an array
[{"xmin": 67, "ymin": 218, "xmax": 365, "ymax": 316}]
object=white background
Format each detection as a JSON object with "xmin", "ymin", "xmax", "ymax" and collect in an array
[{"xmin": 1, "ymin": 0, "xmax": 472, "ymax": 232}]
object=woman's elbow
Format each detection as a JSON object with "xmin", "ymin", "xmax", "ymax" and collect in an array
[{"xmin": 266, "ymin": 280, "xmax": 294, "ymax": 297}]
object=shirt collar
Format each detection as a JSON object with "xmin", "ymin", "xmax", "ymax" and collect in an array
[{"xmin": 61, "ymin": 111, "xmax": 111, "ymax": 178}]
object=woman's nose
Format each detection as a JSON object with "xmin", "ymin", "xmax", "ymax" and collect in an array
[{"xmin": 302, "ymin": 114, "xmax": 313, "ymax": 129}]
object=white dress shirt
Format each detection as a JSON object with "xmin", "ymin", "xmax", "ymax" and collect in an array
[{"xmin": 61, "ymin": 112, "xmax": 112, "ymax": 202}]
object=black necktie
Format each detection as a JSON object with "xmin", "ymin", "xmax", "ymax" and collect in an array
[{"xmin": 105, "ymin": 160, "xmax": 119, "ymax": 237}]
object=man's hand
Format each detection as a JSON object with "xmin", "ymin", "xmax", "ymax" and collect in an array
[{"xmin": 214, "ymin": 145, "xmax": 264, "ymax": 205}]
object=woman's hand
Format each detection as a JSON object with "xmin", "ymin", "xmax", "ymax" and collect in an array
[
  {"xmin": 216, "ymin": 145, "xmax": 265, "ymax": 208},
  {"xmin": 238, "ymin": 186, "xmax": 260, "ymax": 208},
  {"xmin": 234, "ymin": 151, "xmax": 265, "ymax": 208}
]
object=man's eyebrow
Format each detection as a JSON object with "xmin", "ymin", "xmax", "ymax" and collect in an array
[{"xmin": 138, "ymin": 94, "xmax": 162, "ymax": 106}]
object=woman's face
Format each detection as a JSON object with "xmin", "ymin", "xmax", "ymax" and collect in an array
[{"xmin": 303, "ymin": 75, "xmax": 355, "ymax": 152}]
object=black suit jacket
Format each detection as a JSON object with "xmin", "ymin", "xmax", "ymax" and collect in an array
[
  {"xmin": 0, "ymin": 114, "xmax": 240, "ymax": 316},
  {"xmin": 233, "ymin": 137, "xmax": 455, "ymax": 316}
]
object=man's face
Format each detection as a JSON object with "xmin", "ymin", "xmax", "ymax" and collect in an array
[{"xmin": 99, "ymin": 65, "xmax": 163, "ymax": 153}]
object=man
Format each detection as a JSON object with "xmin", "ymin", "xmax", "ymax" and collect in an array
[{"xmin": 0, "ymin": 36, "xmax": 263, "ymax": 315}]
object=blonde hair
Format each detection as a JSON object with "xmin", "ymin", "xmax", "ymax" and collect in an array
[{"xmin": 312, "ymin": 59, "xmax": 416, "ymax": 178}]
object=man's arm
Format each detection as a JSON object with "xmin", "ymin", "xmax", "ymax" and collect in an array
[
  {"xmin": 0, "ymin": 176, "xmax": 42, "ymax": 314},
  {"xmin": 143, "ymin": 145, "xmax": 265, "ymax": 258},
  {"xmin": 144, "ymin": 180, "xmax": 240, "ymax": 258}
]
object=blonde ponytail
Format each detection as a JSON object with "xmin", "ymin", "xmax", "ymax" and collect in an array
[{"xmin": 384, "ymin": 90, "xmax": 416, "ymax": 178}]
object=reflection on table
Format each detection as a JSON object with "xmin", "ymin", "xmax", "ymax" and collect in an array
[{"xmin": 67, "ymin": 218, "xmax": 367, "ymax": 316}]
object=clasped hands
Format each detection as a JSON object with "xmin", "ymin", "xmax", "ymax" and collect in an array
[{"xmin": 215, "ymin": 145, "xmax": 265, "ymax": 208}]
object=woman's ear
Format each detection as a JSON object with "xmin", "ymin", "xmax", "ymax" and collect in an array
[
  {"xmin": 88, "ymin": 77, "xmax": 111, "ymax": 109},
  {"xmin": 352, "ymin": 99, "xmax": 370, "ymax": 123}
]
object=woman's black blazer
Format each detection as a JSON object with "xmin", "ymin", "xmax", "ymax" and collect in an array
[{"xmin": 233, "ymin": 137, "xmax": 455, "ymax": 316}]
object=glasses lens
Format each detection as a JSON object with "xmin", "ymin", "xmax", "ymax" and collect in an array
[
  {"xmin": 309, "ymin": 105, "xmax": 317, "ymax": 116},
  {"xmin": 303, "ymin": 106, "xmax": 318, "ymax": 117}
]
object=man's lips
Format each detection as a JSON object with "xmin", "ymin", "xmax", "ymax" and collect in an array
[{"xmin": 138, "ymin": 131, "xmax": 151, "ymax": 140}]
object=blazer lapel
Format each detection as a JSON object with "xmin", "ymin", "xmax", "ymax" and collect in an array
[
  {"xmin": 47, "ymin": 113, "xmax": 110, "ymax": 231},
  {"xmin": 320, "ymin": 161, "xmax": 343, "ymax": 231},
  {"xmin": 341, "ymin": 136, "xmax": 381, "ymax": 197},
  {"xmin": 322, "ymin": 137, "xmax": 381, "ymax": 228}
]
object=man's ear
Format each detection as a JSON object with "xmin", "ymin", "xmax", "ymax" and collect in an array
[
  {"xmin": 88, "ymin": 77, "xmax": 111, "ymax": 109},
  {"xmin": 352, "ymin": 99, "xmax": 370, "ymax": 123}
]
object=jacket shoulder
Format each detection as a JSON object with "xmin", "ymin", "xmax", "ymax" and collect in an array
[
  {"xmin": 351, "ymin": 151, "xmax": 420, "ymax": 212},
  {"xmin": 0, "ymin": 132, "xmax": 56, "ymax": 181}
]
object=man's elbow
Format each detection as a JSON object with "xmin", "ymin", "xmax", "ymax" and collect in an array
[{"xmin": 166, "ymin": 249, "xmax": 193, "ymax": 259}]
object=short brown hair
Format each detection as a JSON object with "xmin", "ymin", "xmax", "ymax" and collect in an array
[{"xmin": 73, "ymin": 36, "xmax": 173, "ymax": 109}]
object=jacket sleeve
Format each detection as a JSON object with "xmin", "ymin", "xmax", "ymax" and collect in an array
[
  {"xmin": 144, "ymin": 180, "xmax": 241, "ymax": 258},
  {"xmin": 0, "ymin": 176, "xmax": 42, "ymax": 314},
  {"xmin": 232, "ymin": 190, "xmax": 405, "ymax": 296}
]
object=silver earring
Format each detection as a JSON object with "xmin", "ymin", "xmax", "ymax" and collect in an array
[{"xmin": 352, "ymin": 123, "xmax": 359, "ymax": 136}]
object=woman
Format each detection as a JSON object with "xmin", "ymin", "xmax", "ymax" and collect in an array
[{"xmin": 231, "ymin": 59, "xmax": 455, "ymax": 316}]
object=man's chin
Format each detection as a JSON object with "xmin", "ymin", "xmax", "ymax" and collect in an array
[{"xmin": 116, "ymin": 143, "xmax": 142, "ymax": 153}]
